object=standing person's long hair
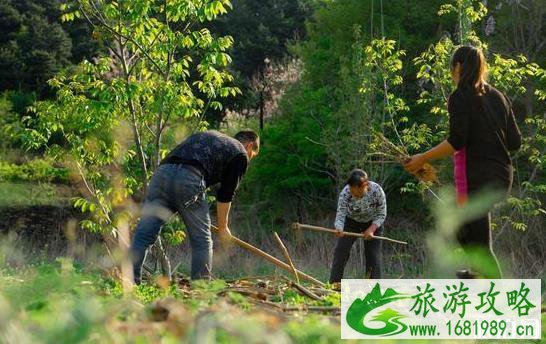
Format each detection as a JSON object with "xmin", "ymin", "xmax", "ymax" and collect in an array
[{"xmin": 450, "ymin": 45, "xmax": 488, "ymax": 96}]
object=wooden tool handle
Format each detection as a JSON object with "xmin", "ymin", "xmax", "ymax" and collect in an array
[
  {"xmin": 211, "ymin": 225, "xmax": 325, "ymax": 286},
  {"xmin": 292, "ymin": 222, "xmax": 408, "ymax": 245}
]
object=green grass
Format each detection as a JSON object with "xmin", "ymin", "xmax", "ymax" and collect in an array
[
  {"xmin": 0, "ymin": 182, "xmax": 68, "ymax": 207},
  {"xmin": 1, "ymin": 228, "xmax": 541, "ymax": 344},
  {"xmin": 0, "ymin": 262, "xmax": 345, "ymax": 343},
  {"xmin": 1, "ymin": 261, "xmax": 544, "ymax": 343}
]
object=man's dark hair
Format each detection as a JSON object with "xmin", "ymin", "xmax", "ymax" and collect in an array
[
  {"xmin": 234, "ymin": 130, "xmax": 260, "ymax": 150},
  {"xmin": 346, "ymin": 168, "xmax": 368, "ymax": 187}
]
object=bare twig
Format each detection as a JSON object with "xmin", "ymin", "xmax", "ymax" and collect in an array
[
  {"xmin": 375, "ymin": 133, "xmax": 439, "ymax": 184},
  {"xmin": 273, "ymin": 232, "xmax": 300, "ymax": 284},
  {"xmin": 277, "ymin": 275, "xmax": 321, "ymax": 301}
]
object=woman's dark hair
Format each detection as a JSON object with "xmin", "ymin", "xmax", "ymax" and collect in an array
[
  {"xmin": 451, "ymin": 45, "xmax": 488, "ymax": 96},
  {"xmin": 346, "ymin": 169, "xmax": 368, "ymax": 187}
]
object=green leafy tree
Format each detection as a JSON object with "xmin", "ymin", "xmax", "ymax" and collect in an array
[
  {"xmin": 0, "ymin": 0, "xmax": 101, "ymax": 99},
  {"xmin": 0, "ymin": 0, "xmax": 72, "ymax": 97},
  {"xmin": 207, "ymin": 0, "xmax": 312, "ymax": 124},
  {"xmin": 244, "ymin": 0, "xmax": 448, "ymax": 219},
  {"xmin": 211, "ymin": 0, "xmax": 309, "ymax": 79},
  {"xmin": 22, "ymin": 0, "xmax": 239, "ymax": 270},
  {"xmin": 485, "ymin": 0, "xmax": 545, "ymax": 62},
  {"xmin": 246, "ymin": 0, "xmax": 546, "ymax": 240},
  {"xmin": 409, "ymin": 0, "xmax": 546, "ymax": 234}
]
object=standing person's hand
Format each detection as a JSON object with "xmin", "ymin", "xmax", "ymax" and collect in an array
[
  {"xmin": 362, "ymin": 224, "xmax": 377, "ymax": 240},
  {"xmin": 335, "ymin": 229, "xmax": 344, "ymax": 237},
  {"xmin": 404, "ymin": 153, "xmax": 427, "ymax": 174}
]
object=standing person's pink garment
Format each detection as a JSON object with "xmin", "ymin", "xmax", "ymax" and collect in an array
[{"xmin": 453, "ymin": 148, "xmax": 468, "ymax": 205}]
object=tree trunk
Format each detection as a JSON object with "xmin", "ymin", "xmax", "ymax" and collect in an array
[{"xmin": 259, "ymin": 91, "xmax": 265, "ymax": 130}]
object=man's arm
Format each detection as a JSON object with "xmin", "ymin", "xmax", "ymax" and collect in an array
[
  {"xmin": 216, "ymin": 201, "xmax": 231, "ymax": 234},
  {"xmin": 216, "ymin": 154, "xmax": 248, "ymax": 235}
]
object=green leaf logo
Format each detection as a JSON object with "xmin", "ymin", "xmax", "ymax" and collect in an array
[{"xmin": 346, "ymin": 283, "xmax": 411, "ymax": 336}]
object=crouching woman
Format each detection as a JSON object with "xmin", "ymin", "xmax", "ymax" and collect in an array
[{"xmin": 329, "ymin": 169, "xmax": 387, "ymax": 283}]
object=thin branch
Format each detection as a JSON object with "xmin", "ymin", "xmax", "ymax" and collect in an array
[
  {"xmin": 78, "ymin": 0, "xmax": 166, "ymax": 77},
  {"xmin": 144, "ymin": 122, "xmax": 157, "ymax": 138},
  {"xmin": 74, "ymin": 160, "xmax": 113, "ymax": 225},
  {"xmin": 304, "ymin": 136, "xmax": 326, "ymax": 146},
  {"xmin": 273, "ymin": 232, "xmax": 300, "ymax": 284}
]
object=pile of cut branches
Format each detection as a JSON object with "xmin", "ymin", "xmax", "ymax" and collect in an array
[
  {"xmin": 372, "ymin": 133, "xmax": 438, "ymax": 183},
  {"xmin": 172, "ymin": 274, "xmax": 341, "ymax": 315}
]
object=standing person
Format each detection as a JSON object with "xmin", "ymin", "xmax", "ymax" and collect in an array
[
  {"xmin": 329, "ymin": 169, "xmax": 387, "ymax": 283},
  {"xmin": 130, "ymin": 130, "xmax": 260, "ymax": 284},
  {"xmin": 404, "ymin": 45, "xmax": 522, "ymax": 278}
]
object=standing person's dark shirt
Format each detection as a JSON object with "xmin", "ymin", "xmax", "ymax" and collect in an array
[
  {"xmin": 161, "ymin": 130, "xmax": 248, "ymax": 202},
  {"xmin": 447, "ymin": 84, "xmax": 521, "ymax": 196}
]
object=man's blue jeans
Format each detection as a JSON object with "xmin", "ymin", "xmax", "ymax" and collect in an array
[{"xmin": 130, "ymin": 164, "xmax": 211, "ymax": 283}]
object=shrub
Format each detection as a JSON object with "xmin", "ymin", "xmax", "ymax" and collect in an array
[{"xmin": 0, "ymin": 159, "xmax": 69, "ymax": 183}]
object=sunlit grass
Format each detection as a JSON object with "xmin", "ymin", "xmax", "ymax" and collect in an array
[{"xmin": 0, "ymin": 182, "xmax": 68, "ymax": 207}]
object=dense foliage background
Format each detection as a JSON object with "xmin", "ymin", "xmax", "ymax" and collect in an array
[{"xmin": 0, "ymin": 1, "xmax": 545, "ymax": 341}]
